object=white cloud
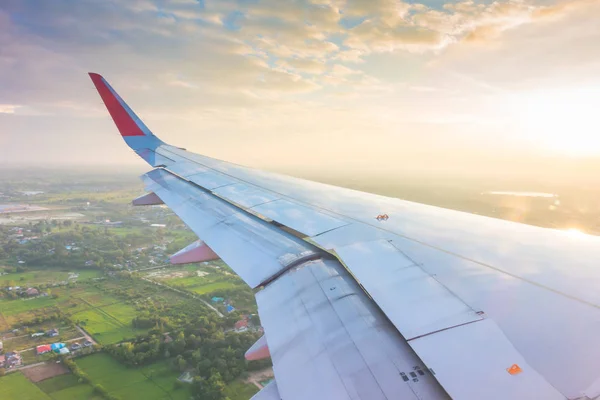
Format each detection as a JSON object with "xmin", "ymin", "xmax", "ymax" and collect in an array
[{"xmin": 0, "ymin": 104, "xmax": 20, "ymax": 114}]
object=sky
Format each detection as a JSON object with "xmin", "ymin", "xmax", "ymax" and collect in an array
[{"xmin": 1, "ymin": 0, "xmax": 600, "ymax": 182}]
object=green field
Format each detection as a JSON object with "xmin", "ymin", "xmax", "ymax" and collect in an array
[
  {"xmin": 0, "ymin": 285, "xmax": 103, "ymax": 318},
  {"xmin": 187, "ymin": 281, "xmax": 239, "ymax": 295},
  {"xmin": 0, "ymin": 296, "xmax": 59, "ymax": 316},
  {"xmin": 76, "ymin": 353, "xmax": 190, "ymax": 400},
  {"xmin": 71, "ymin": 308, "xmax": 138, "ymax": 345},
  {"xmin": 37, "ymin": 374, "xmax": 100, "ymax": 400},
  {"xmin": 101, "ymin": 303, "xmax": 139, "ymax": 325},
  {"xmin": 146, "ymin": 264, "xmax": 242, "ymax": 295},
  {"xmin": 0, "ymin": 269, "xmax": 102, "ymax": 287},
  {"xmin": 224, "ymin": 380, "xmax": 260, "ymax": 400},
  {"xmin": 49, "ymin": 384, "xmax": 98, "ymax": 400},
  {"xmin": 0, "ymin": 280, "xmax": 149, "ymax": 346},
  {"xmin": 0, "ymin": 372, "xmax": 51, "ymax": 400}
]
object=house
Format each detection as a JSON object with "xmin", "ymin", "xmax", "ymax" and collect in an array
[
  {"xmin": 31, "ymin": 332, "xmax": 45, "ymax": 338},
  {"xmin": 163, "ymin": 334, "xmax": 173, "ymax": 344},
  {"xmin": 26, "ymin": 288, "xmax": 39, "ymax": 296},
  {"xmin": 58, "ymin": 347, "xmax": 70, "ymax": 355},
  {"xmin": 36, "ymin": 344, "xmax": 52, "ymax": 355},
  {"xmin": 70, "ymin": 343, "xmax": 81, "ymax": 351},
  {"xmin": 226, "ymin": 305, "xmax": 235, "ymax": 313},
  {"xmin": 211, "ymin": 297, "xmax": 224, "ymax": 303},
  {"xmin": 0, "ymin": 355, "xmax": 5, "ymax": 368},
  {"xmin": 3, "ymin": 352, "xmax": 22, "ymax": 368},
  {"xmin": 178, "ymin": 371, "xmax": 194, "ymax": 384},
  {"xmin": 234, "ymin": 320, "xmax": 248, "ymax": 331},
  {"xmin": 46, "ymin": 328, "xmax": 59, "ymax": 337},
  {"xmin": 51, "ymin": 343, "xmax": 66, "ymax": 352}
]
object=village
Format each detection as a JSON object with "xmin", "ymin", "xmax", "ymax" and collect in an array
[{"xmin": 0, "ymin": 175, "xmax": 271, "ymax": 400}]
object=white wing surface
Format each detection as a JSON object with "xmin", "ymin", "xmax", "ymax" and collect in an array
[{"xmin": 90, "ymin": 73, "xmax": 600, "ymax": 400}]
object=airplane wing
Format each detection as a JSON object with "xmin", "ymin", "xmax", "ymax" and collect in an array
[{"xmin": 89, "ymin": 73, "xmax": 600, "ymax": 400}]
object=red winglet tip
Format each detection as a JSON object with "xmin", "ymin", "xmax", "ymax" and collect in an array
[
  {"xmin": 88, "ymin": 72, "xmax": 146, "ymax": 137},
  {"xmin": 88, "ymin": 72, "xmax": 102, "ymax": 82}
]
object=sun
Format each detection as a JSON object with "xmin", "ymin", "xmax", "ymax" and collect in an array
[
  {"xmin": 511, "ymin": 87, "xmax": 600, "ymax": 156},
  {"xmin": 565, "ymin": 228, "xmax": 586, "ymax": 238}
]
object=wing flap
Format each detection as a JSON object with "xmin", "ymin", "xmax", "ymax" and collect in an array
[
  {"xmin": 409, "ymin": 319, "xmax": 565, "ymax": 400},
  {"xmin": 251, "ymin": 199, "xmax": 349, "ymax": 236},
  {"xmin": 142, "ymin": 168, "xmax": 317, "ymax": 288},
  {"xmin": 257, "ymin": 258, "xmax": 449, "ymax": 400},
  {"xmin": 335, "ymin": 239, "xmax": 482, "ymax": 340},
  {"xmin": 186, "ymin": 170, "xmax": 238, "ymax": 190},
  {"xmin": 213, "ymin": 183, "xmax": 280, "ymax": 208},
  {"xmin": 164, "ymin": 161, "xmax": 209, "ymax": 178}
]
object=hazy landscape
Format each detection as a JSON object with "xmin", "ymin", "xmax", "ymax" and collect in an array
[{"xmin": 0, "ymin": 167, "xmax": 269, "ymax": 400}]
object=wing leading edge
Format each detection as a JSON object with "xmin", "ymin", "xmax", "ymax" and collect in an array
[{"xmin": 90, "ymin": 73, "xmax": 600, "ymax": 399}]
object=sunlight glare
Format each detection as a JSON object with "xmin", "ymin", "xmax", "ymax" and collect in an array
[
  {"xmin": 511, "ymin": 87, "xmax": 600, "ymax": 156},
  {"xmin": 565, "ymin": 228, "xmax": 587, "ymax": 239}
]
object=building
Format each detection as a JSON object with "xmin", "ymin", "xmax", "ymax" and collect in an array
[
  {"xmin": 234, "ymin": 320, "xmax": 248, "ymax": 332},
  {"xmin": 25, "ymin": 288, "xmax": 39, "ymax": 296},
  {"xmin": 46, "ymin": 328, "xmax": 59, "ymax": 337},
  {"xmin": 211, "ymin": 297, "xmax": 224, "ymax": 303},
  {"xmin": 36, "ymin": 344, "xmax": 52, "ymax": 355},
  {"xmin": 226, "ymin": 305, "xmax": 236, "ymax": 313},
  {"xmin": 51, "ymin": 343, "xmax": 66, "ymax": 352},
  {"xmin": 2, "ymin": 352, "xmax": 22, "ymax": 368}
]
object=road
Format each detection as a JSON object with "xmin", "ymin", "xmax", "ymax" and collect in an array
[
  {"xmin": 75, "ymin": 325, "xmax": 97, "ymax": 345},
  {"xmin": 140, "ymin": 277, "xmax": 224, "ymax": 317}
]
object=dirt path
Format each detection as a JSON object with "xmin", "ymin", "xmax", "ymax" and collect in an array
[
  {"xmin": 75, "ymin": 325, "xmax": 97, "ymax": 345},
  {"xmin": 244, "ymin": 367, "xmax": 274, "ymax": 389},
  {"xmin": 16, "ymin": 361, "xmax": 46, "ymax": 370}
]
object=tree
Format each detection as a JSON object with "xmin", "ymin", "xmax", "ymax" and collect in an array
[
  {"xmin": 173, "ymin": 331, "xmax": 186, "ymax": 354},
  {"xmin": 193, "ymin": 373, "xmax": 227, "ymax": 400},
  {"xmin": 177, "ymin": 356, "xmax": 187, "ymax": 372}
]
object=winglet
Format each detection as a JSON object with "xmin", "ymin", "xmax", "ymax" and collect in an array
[
  {"xmin": 89, "ymin": 73, "xmax": 166, "ymax": 161},
  {"xmin": 89, "ymin": 73, "xmax": 153, "ymax": 137}
]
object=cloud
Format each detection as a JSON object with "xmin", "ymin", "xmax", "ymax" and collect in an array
[
  {"xmin": 345, "ymin": 20, "xmax": 448, "ymax": 53},
  {"xmin": 0, "ymin": 104, "xmax": 20, "ymax": 114},
  {"xmin": 333, "ymin": 49, "xmax": 366, "ymax": 63},
  {"xmin": 279, "ymin": 58, "xmax": 328, "ymax": 75},
  {"xmin": 533, "ymin": 0, "xmax": 600, "ymax": 20},
  {"xmin": 1, "ymin": 0, "xmax": 600, "ymax": 169}
]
